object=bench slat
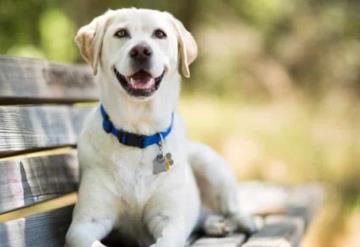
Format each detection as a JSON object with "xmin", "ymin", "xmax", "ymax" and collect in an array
[
  {"xmin": 0, "ymin": 105, "xmax": 93, "ymax": 156},
  {"xmin": 0, "ymin": 205, "xmax": 73, "ymax": 247},
  {"xmin": 237, "ymin": 182, "xmax": 323, "ymax": 218},
  {"xmin": 242, "ymin": 216, "xmax": 305, "ymax": 247},
  {"xmin": 0, "ymin": 56, "xmax": 97, "ymax": 104},
  {"xmin": 0, "ymin": 151, "xmax": 78, "ymax": 214},
  {"xmin": 191, "ymin": 234, "xmax": 246, "ymax": 247}
]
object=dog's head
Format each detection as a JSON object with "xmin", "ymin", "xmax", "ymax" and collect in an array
[{"xmin": 75, "ymin": 8, "xmax": 197, "ymax": 99}]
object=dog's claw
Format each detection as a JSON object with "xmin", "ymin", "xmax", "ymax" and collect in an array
[
  {"xmin": 203, "ymin": 215, "xmax": 236, "ymax": 237},
  {"xmin": 204, "ymin": 214, "xmax": 261, "ymax": 237}
]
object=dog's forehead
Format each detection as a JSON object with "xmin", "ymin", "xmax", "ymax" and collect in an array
[{"xmin": 111, "ymin": 9, "xmax": 170, "ymax": 30}]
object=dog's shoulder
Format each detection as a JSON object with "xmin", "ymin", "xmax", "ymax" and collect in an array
[{"xmin": 77, "ymin": 107, "xmax": 112, "ymax": 167}]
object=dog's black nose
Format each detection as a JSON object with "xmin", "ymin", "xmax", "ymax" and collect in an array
[{"xmin": 130, "ymin": 44, "xmax": 152, "ymax": 60}]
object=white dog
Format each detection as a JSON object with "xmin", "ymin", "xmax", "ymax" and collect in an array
[{"xmin": 66, "ymin": 8, "xmax": 256, "ymax": 247}]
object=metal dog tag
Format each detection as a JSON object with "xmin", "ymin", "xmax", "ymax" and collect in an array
[
  {"xmin": 164, "ymin": 153, "xmax": 174, "ymax": 171},
  {"xmin": 153, "ymin": 152, "xmax": 174, "ymax": 175},
  {"xmin": 153, "ymin": 134, "xmax": 174, "ymax": 175},
  {"xmin": 153, "ymin": 153, "xmax": 166, "ymax": 174},
  {"xmin": 153, "ymin": 153, "xmax": 174, "ymax": 175}
]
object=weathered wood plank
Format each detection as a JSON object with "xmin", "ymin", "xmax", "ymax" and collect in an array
[
  {"xmin": 0, "ymin": 105, "xmax": 93, "ymax": 156},
  {"xmin": 0, "ymin": 151, "xmax": 79, "ymax": 214},
  {"xmin": 286, "ymin": 185, "xmax": 324, "ymax": 226},
  {"xmin": 242, "ymin": 216, "xmax": 305, "ymax": 247},
  {"xmin": 188, "ymin": 183, "xmax": 323, "ymax": 247},
  {"xmin": 0, "ymin": 56, "xmax": 97, "ymax": 104},
  {"xmin": 191, "ymin": 234, "xmax": 246, "ymax": 247},
  {"xmin": 0, "ymin": 206, "xmax": 73, "ymax": 247},
  {"xmin": 237, "ymin": 182, "xmax": 290, "ymax": 216},
  {"xmin": 237, "ymin": 182, "xmax": 324, "ymax": 220}
]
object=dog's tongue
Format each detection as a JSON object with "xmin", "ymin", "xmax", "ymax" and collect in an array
[{"xmin": 129, "ymin": 71, "xmax": 155, "ymax": 90}]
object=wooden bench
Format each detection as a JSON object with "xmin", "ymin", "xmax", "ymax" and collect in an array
[{"xmin": 0, "ymin": 56, "xmax": 324, "ymax": 247}]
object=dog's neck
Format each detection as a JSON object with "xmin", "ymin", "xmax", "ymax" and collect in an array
[{"xmin": 97, "ymin": 71, "xmax": 181, "ymax": 135}]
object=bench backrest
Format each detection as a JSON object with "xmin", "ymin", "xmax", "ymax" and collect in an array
[{"xmin": 0, "ymin": 56, "xmax": 96, "ymax": 247}]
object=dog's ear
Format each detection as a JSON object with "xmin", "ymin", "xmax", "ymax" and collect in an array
[
  {"xmin": 167, "ymin": 13, "xmax": 198, "ymax": 78},
  {"xmin": 75, "ymin": 11, "xmax": 113, "ymax": 75}
]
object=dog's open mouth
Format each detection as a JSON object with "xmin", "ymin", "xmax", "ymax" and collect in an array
[{"xmin": 114, "ymin": 68, "xmax": 165, "ymax": 97}]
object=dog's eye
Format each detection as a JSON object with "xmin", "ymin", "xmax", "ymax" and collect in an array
[
  {"xmin": 114, "ymin": 29, "xmax": 130, "ymax": 38},
  {"xmin": 153, "ymin": 29, "xmax": 167, "ymax": 39}
]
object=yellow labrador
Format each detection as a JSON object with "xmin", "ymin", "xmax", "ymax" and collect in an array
[{"xmin": 66, "ymin": 8, "xmax": 256, "ymax": 247}]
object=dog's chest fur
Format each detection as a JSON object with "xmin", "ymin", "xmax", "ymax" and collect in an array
[{"xmin": 78, "ymin": 107, "xmax": 187, "ymax": 216}]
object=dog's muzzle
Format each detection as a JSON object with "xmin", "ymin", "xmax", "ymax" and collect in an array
[{"xmin": 114, "ymin": 68, "xmax": 165, "ymax": 97}]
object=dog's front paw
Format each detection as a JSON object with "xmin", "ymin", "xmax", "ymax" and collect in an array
[
  {"xmin": 150, "ymin": 238, "xmax": 177, "ymax": 247},
  {"xmin": 203, "ymin": 214, "xmax": 237, "ymax": 237},
  {"xmin": 91, "ymin": 240, "xmax": 107, "ymax": 247},
  {"xmin": 230, "ymin": 213, "xmax": 262, "ymax": 234}
]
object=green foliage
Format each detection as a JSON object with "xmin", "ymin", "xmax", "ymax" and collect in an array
[
  {"xmin": 0, "ymin": 0, "xmax": 63, "ymax": 60},
  {"xmin": 39, "ymin": 9, "xmax": 76, "ymax": 62},
  {"xmin": 1, "ymin": 0, "xmax": 359, "ymax": 95},
  {"xmin": 6, "ymin": 45, "xmax": 45, "ymax": 59},
  {"xmin": 233, "ymin": 0, "xmax": 294, "ymax": 29}
]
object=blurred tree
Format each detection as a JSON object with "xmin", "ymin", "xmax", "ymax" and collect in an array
[{"xmin": 40, "ymin": 9, "xmax": 76, "ymax": 62}]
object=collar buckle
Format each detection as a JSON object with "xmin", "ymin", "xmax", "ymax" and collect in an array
[{"xmin": 118, "ymin": 132, "xmax": 146, "ymax": 148}]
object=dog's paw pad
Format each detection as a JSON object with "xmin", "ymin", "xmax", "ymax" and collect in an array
[{"xmin": 203, "ymin": 215, "xmax": 236, "ymax": 237}]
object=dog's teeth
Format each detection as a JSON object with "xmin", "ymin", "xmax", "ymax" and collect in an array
[{"xmin": 130, "ymin": 78, "xmax": 135, "ymax": 86}]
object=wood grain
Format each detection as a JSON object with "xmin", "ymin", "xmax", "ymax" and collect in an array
[
  {"xmin": 0, "ymin": 105, "xmax": 93, "ymax": 156},
  {"xmin": 0, "ymin": 151, "xmax": 79, "ymax": 214},
  {"xmin": 0, "ymin": 56, "xmax": 97, "ymax": 104},
  {"xmin": 242, "ymin": 216, "xmax": 305, "ymax": 247},
  {"xmin": 191, "ymin": 234, "xmax": 246, "ymax": 247},
  {"xmin": 286, "ymin": 185, "xmax": 324, "ymax": 226},
  {"xmin": 0, "ymin": 206, "xmax": 74, "ymax": 247},
  {"xmin": 237, "ymin": 182, "xmax": 324, "ymax": 220}
]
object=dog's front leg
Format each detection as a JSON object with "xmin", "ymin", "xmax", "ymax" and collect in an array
[
  {"xmin": 147, "ymin": 213, "xmax": 186, "ymax": 247},
  {"xmin": 145, "ymin": 191, "xmax": 197, "ymax": 247},
  {"xmin": 66, "ymin": 221, "xmax": 112, "ymax": 247},
  {"xmin": 65, "ymin": 172, "xmax": 117, "ymax": 247}
]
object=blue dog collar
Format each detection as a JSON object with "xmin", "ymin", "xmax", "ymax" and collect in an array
[{"xmin": 100, "ymin": 104, "xmax": 174, "ymax": 149}]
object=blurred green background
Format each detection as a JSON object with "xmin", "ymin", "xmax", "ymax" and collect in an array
[{"xmin": 1, "ymin": 0, "xmax": 359, "ymax": 246}]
